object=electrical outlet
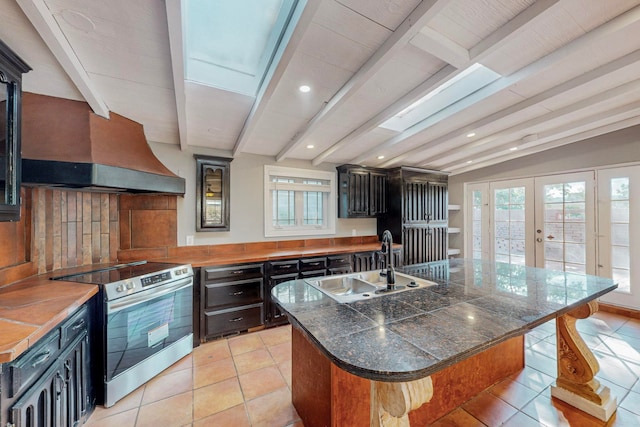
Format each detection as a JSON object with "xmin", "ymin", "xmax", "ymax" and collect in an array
[{"xmin": 186, "ymin": 235, "xmax": 194, "ymax": 246}]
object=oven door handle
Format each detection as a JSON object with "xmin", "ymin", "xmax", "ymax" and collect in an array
[{"xmin": 107, "ymin": 277, "xmax": 193, "ymax": 314}]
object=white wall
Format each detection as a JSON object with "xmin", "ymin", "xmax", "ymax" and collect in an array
[{"xmin": 149, "ymin": 142, "xmax": 377, "ymax": 245}]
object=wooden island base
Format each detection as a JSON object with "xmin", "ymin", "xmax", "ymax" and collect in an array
[{"xmin": 291, "ymin": 326, "xmax": 525, "ymax": 427}]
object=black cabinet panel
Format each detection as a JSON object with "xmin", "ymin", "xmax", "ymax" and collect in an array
[
  {"xmin": 379, "ymin": 167, "xmax": 448, "ymax": 266},
  {"xmin": 299, "ymin": 257, "xmax": 326, "ymax": 272},
  {"xmin": 201, "ymin": 263, "xmax": 265, "ymax": 340},
  {"xmin": 205, "ymin": 304, "xmax": 263, "ymax": 337},
  {"xmin": 2, "ymin": 304, "xmax": 92, "ymax": 427},
  {"xmin": 337, "ymin": 165, "xmax": 388, "ymax": 218}
]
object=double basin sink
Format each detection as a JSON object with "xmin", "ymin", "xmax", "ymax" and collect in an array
[{"xmin": 305, "ymin": 270, "xmax": 435, "ymax": 303}]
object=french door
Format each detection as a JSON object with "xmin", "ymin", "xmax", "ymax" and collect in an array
[
  {"xmin": 597, "ymin": 166, "xmax": 640, "ymax": 308},
  {"xmin": 534, "ymin": 172, "xmax": 596, "ymax": 274}
]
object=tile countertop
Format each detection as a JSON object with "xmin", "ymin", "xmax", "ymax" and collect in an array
[
  {"xmin": 272, "ymin": 258, "xmax": 618, "ymax": 382},
  {"xmin": 0, "ymin": 275, "xmax": 98, "ymax": 363}
]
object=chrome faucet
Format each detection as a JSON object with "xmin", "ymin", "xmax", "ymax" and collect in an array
[{"xmin": 381, "ymin": 230, "xmax": 396, "ymax": 289}]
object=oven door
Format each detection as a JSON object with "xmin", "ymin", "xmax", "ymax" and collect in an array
[{"xmin": 105, "ymin": 277, "xmax": 193, "ymax": 382}]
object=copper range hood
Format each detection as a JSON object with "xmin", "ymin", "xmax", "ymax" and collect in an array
[{"xmin": 21, "ymin": 93, "xmax": 185, "ymax": 194}]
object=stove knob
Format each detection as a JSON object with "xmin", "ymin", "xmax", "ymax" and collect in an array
[
  {"xmin": 126, "ymin": 283, "xmax": 135, "ymax": 290},
  {"xmin": 116, "ymin": 284, "xmax": 125, "ymax": 292}
]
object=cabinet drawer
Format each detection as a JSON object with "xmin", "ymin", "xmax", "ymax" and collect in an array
[
  {"xmin": 299, "ymin": 257, "xmax": 326, "ymax": 271},
  {"xmin": 269, "ymin": 260, "xmax": 299, "ymax": 275},
  {"xmin": 300, "ymin": 269, "xmax": 326, "ymax": 279},
  {"xmin": 8, "ymin": 328, "xmax": 61, "ymax": 398},
  {"xmin": 60, "ymin": 304, "xmax": 89, "ymax": 348},
  {"xmin": 205, "ymin": 304, "xmax": 263, "ymax": 337},
  {"xmin": 202, "ymin": 263, "xmax": 264, "ymax": 283},
  {"xmin": 327, "ymin": 255, "xmax": 352, "ymax": 268},
  {"xmin": 205, "ymin": 279, "xmax": 263, "ymax": 309}
]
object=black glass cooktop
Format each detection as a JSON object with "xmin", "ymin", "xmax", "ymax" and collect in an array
[{"xmin": 52, "ymin": 261, "xmax": 183, "ymax": 285}]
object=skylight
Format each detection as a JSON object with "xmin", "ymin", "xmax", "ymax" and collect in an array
[
  {"xmin": 379, "ymin": 64, "xmax": 501, "ymax": 132},
  {"xmin": 184, "ymin": 0, "xmax": 304, "ymax": 97}
]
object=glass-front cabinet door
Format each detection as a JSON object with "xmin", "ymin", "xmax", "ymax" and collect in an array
[
  {"xmin": 0, "ymin": 39, "xmax": 31, "ymax": 221},
  {"xmin": 195, "ymin": 155, "xmax": 232, "ymax": 231}
]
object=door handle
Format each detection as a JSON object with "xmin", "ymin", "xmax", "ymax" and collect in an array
[
  {"xmin": 547, "ymin": 235, "xmax": 555, "ymax": 240},
  {"xmin": 536, "ymin": 237, "xmax": 543, "ymax": 242}
]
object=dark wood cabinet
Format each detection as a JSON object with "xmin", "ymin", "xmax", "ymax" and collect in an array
[
  {"xmin": 195, "ymin": 155, "xmax": 232, "ymax": 231},
  {"xmin": 1, "ymin": 304, "xmax": 92, "ymax": 427},
  {"xmin": 266, "ymin": 260, "xmax": 299, "ymax": 326},
  {"xmin": 201, "ymin": 263, "xmax": 264, "ymax": 340},
  {"xmin": 378, "ymin": 167, "xmax": 448, "ymax": 266},
  {"xmin": 337, "ymin": 165, "xmax": 387, "ymax": 218},
  {"xmin": 0, "ymin": 39, "xmax": 30, "ymax": 222}
]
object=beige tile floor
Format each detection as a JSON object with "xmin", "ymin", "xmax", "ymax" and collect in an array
[{"xmin": 86, "ymin": 311, "xmax": 640, "ymax": 426}]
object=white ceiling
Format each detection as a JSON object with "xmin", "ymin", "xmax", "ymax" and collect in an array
[{"xmin": 3, "ymin": 0, "xmax": 640, "ymax": 175}]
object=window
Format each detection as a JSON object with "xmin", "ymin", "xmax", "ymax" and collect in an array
[{"xmin": 264, "ymin": 165, "xmax": 335, "ymax": 237}]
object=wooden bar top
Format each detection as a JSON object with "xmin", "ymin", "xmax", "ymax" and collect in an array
[
  {"xmin": 0, "ymin": 275, "xmax": 98, "ymax": 363},
  {"xmin": 159, "ymin": 242, "xmax": 394, "ymax": 268}
]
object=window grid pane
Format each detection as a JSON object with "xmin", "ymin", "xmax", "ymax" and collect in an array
[
  {"xmin": 303, "ymin": 191, "xmax": 323, "ymax": 225},
  {"xmin": 273, "ymin": 190, "xmax": 295, "ymax": 226},
  {"xmin": 472, "ymin": 190, "xmax": 483, "ymax": 260},
  {"xmin": 542, "ymin": 181, "xmax": 586, "ymax": 272},
  {"xmin": 494, "ymin": 186, "xmax": 525, "ymax": 264}
]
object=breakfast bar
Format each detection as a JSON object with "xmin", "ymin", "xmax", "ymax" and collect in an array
[{"xmin": 272, "ymin": 259, "xmax": 619, "ymax": 426}]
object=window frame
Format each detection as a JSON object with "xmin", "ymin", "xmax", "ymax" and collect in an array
[{"xmin": 264, "ymin": 165, "xmax": 336, "ymax": 237}]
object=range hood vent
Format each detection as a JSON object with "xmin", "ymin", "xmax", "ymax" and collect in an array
[{"xmin": 21, "ymin": 93, "xmax": 185, "ymax": 194}]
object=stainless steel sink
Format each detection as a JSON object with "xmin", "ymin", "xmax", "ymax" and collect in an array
[{"xmin": 305, "ymin": 270, "xmax": 435, "ymax": 303}]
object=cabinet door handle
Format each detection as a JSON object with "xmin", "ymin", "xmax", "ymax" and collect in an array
[
  {"xmin": 32, "ymin": 350, "xmax": 51, "ymax": 368},
  {"xmin": 71, "ymin": 320, "xmax": 86, "ymax": 331},
  {"xmin": 280, "ymin": 264, "xmax": 292, "ymax": 269},
  {"xmin": 309, "ymin": 262, "xmax": 320, "ymax": 266},
  {"xmin": 229, "ymin": 317, "xmax": 244, "ymax": 322},
  {"xmin": 232, "ymin": 270, "xmax": 244, "ymax": 274},
  {"xmin": 230, "ymin": 291, "xmax": 244, "ymax": 296}
]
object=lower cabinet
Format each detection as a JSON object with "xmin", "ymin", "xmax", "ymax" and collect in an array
[
  {"xmin": 1, "ymin": 303, "xmax": 93, "ymax": 427},
  {"xmin": 199, "ymin": 248, "xmax": 402, "ymax": 336},
  {"xmin": 201, "ymin": 263, "xmax": 265, "ymax": 341}
]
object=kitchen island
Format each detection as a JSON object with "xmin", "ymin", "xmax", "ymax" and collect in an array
[{"xmin": 272, "ymin": 259, "xmax": 618, "ymax": 426}]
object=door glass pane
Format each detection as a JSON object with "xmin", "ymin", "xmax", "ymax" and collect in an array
[
  {"xmin": 494, "ymin": 186, "xmax": 526, "ymax": 264},
  {"xmin": 472, "ymin": 190, "xmax": 483, "ymax": 259},
  {"xmin": 542, "ymin": 181, "xmax": 587, "ymax": 272},
  {"xmin": 610, "ymin": 177, "xmax": 630, "ymax": 292},
  {"xmin": 204, "ymin": 168, "xmax": 223, "ymax": 226}
]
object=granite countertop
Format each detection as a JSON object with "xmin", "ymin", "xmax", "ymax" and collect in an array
[
  {"xmin": 0, "ymin": 276, "xmax": 98, "ymax": 363},
  {"xmin": 272, "ymin": 258, "xmax": 618, "ymax": 382}
]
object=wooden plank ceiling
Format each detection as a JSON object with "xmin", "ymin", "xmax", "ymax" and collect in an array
[{"xmin": 2, "ymin": 0, "xmax": 640, "ymax": 174}]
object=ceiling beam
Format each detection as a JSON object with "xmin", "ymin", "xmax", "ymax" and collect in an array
[
  {"xmin": 276, "ymin": 0, "xmax": 452, "ymax": 162},
  {"xmin": 440, "ymin": 100, "xmax": 640, "ymax": 170},
  {"xmin": 16, "ymin": 0, "xmax": 109, "ymax": 118},
  {"xmin": 311, "ymin": 65, "xmax": 457, "ymax": 166},
  {"xmin": 409, "ymin": 27, "xmax": 469, "ymax": 67},
  {"xmin": 447, "ymin": 114, "xmax": 640, "ymax": 175},
  {"xmin": 424, "ymin": 79, "xmax": 640, "ymax": 167},
  {"xmin": 318, "ymin": 0, "xmax": 559, "ymax": 166},
  {"xmin": 369, "ymin": 2, "xmax": 640, "ymax": 167},
  {"xmin": 233, "ymin": 0, "xmax": 322, "ymax": 157},
  {"xmin": 165, "ymin": 0, "xmax": 187, "ymax": 151},
  {"xmin": 380, "ymin": 48, "xmax": 640, "ymax": 167}
]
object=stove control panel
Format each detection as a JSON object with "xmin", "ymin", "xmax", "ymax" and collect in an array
[{"xmin": 141, "ymin": 271, "xmax": 171, "ymax": 287}]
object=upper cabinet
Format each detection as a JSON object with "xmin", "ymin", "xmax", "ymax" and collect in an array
[
  {"xmin": 337, "ymin": 164, "xmax": 387, "ymax": 218},
  {"xmin": 0, "ymin": 40, "xmax": 30, "ymax": 221},
  {"xmin": 195, "ymin": 155, "xmax": 232, "ymax": 231}
]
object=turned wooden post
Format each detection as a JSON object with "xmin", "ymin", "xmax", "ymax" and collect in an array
[
  {"xmin": 371, "ymin": 377, "xmax": 433, "ymax": 427},
  {"xmin": 552, "ymin": 301, "xmax": 617, "ymax": 420}
]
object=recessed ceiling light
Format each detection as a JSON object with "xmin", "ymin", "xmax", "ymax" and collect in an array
[
  {"xmin": 306, "ymin": 144, "xmax": 314, "ymax": 149},
  {"xmin": 466, "ymin": 132, "xmax": 476, "ymax": 138},
  {"xmin": 377, "ymin": 155, "xmax": 385, "ymax": 160},
  {"xmin": 466, "ymin": 160, "xmax": 473, "ymax": 164},
  {"xmin": 510, "ymin": 147, "xmax": 518, "ymax": 151},
  {"xmin": 299, "ymin": 85, "xmax": 311, "ymax": 93}
]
